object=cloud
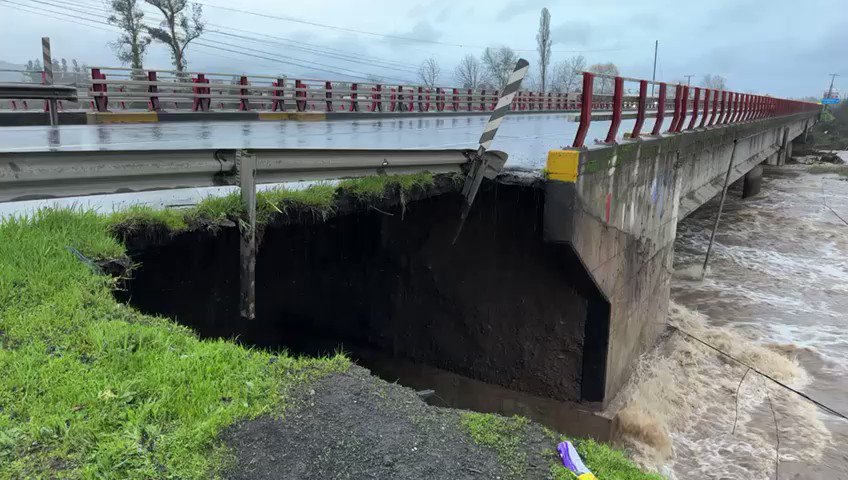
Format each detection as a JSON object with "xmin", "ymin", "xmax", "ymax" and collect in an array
[
  {"xmin": 435, "ymin": 7, "xmax": 452, "ymax": 22},
  {"xmin": 551, "ymin": 21, "xmax": 593, "ymax": 46},
  {"xmin": 496, "ymin": 0, "xmax": 547, "ymax": 22},
  {"xmin": 390, "ymin": 20, "xmax": 443, "ymax": 45}
]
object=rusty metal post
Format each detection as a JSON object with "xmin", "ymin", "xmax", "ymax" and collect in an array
[
  {"xmin": 237, "ymin": 150, "xmax": 257, "ymax": 320},
  {"xmin": 631, "ymin": 80, "xmax": 648, "ymax": 138},
  {"xmin": 651, "ymin": 82, "xmax": 667, "ymax": 135},
  {"xmin": 572, "ymin": 72, "xmax": 594, "ymax": 147},
  {"xmin": 605, "ymin": 76, "xmax": 624, "ymax": 143}
]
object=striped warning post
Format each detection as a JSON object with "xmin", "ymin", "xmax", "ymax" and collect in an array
[
  {"xmin": 453, "ymin": 58, "xmax": 529, "ymax": 243},
  {"xmin": 477, "ymin": 58, "xmax": 530, "ymax": 150}
]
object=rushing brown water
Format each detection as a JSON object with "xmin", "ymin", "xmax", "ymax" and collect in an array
[{"xmin": 608, "ymin": 162, "xmax": 848, "ymax": 479}]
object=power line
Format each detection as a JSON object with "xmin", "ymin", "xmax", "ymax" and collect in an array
[
  {"xmin": 193, "ymin": 0, "xmax": 627, "ymax": 55},
  {"xmin": 72, "ymin": 0, "xmax": 421, "ymax": 72},
  {"xmin": 6, "ymin": 0, "xmax": 414, "ymax": 82}
]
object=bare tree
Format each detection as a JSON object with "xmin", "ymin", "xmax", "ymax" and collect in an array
[
  {"xmin": 551, "ymin": 55, "xmax": 585, "ymax": 92},
  {"xmin": 482, "ymin": 46, "xmax": 518, "ymax": 90},
  {"xmin": 588, "ymin": 62, "xmax": 619, "ymax": 94},
  {"xmin": 536, "ymin": 8, "xmax": 551, "ymax": 93},
  {"xmin": 108, "ymin": 0, "xmax": 151, "ymax": 71},
  {"xmin": 365, "ymin": 74, "xmax": 385, "ymax": 84},
  {"xmin": 701, "ymin": 74, "xmax": 728, "ymax": 90},
  {"xmin": 454, "ymin": 54, "xmax": 488, "ymax": 89},
  {"xmin": 145, "ymin": 0, "xmax": 205, "ymax": 73},
  {"xmin": 417, "ymin": 57, "xmax": 440, "ymax": 87}
]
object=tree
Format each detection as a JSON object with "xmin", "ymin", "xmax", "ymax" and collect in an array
[
  {"xmin": 588, "ymin": 62, "xmax": 619, "ymax": 94},
  {"xmin": 550, "ymin": 55, "xmax": 585, "ymax": 92},
  {"xmin": 418, "ymin": 57, "xmax": 440, "ymax": 88},
  {"xmin": 145, "ymin": 0, "xmax": 205, "ymax": 73},
  {"xmin": 482, "ymin": 46, "xmax": 518, "ymax": 90},
  {"xmin": 454, "ymin": 54, "xmax": 488, "ymax": 89},
  {"xmin": 701, "ymin": 74, "xmax": 727, "ymax": 90},
  {"xmin": 108, "ymin": 0, "xmax": 152, "ymax": 71},
  {"xmin": 536, "ymin": 8, "xmax": 551, "ymax": 93}
]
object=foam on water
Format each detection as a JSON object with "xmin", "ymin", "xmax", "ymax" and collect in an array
[
  {"xmin": 607, "ymin": 303, "xmax": 831, "ymax": 480},
  {"xmin": 608, "ymin": 164, "xmax": 848, "ymax": 479}
]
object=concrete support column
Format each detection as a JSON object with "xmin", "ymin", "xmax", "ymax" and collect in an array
[
  {"xmin": 742, "ymin": 164, "xmax": 763, "ymax": 198},
  {"xmin": 765, "ymin": 152, "xmax": 780, "ymax": 166},
  {"xmin": 777, "ymin": 127, "xmax": 790, "ymax": 166}
]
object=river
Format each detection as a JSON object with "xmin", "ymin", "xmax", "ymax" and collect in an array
[{"xmin": 609, "ymin": 160, "xmax": 848, "ymax": 479}]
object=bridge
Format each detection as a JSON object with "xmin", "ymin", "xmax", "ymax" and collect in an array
[{"xmin": 0, "ymin": 66, "xmax": 820, "ymax": 438}]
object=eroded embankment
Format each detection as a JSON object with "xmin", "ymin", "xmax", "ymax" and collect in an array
[
  {"xmin": 0, "ymin": 171, "xmax": 660, "ymax": 479},
  {"xmin": 111, "ymin": 171, "xmax": 596, "ymax": 408}
]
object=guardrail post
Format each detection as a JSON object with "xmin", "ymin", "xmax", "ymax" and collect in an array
[
  {"xmin": 397, "ymin": 85, "xmax": 405, "ymax": 112},
  {"xmin": 676, "ymin": 85, "xmax": 689, "ymax": 132},
  {"xmin": 239, "ymin": 76, "xmax": 251, "ymax": 111},
  {"xmin": 349, "ymin": 83, "xmax": 359, "ymax": 111},
  {"xmin": 451, "ymin": 88, "xmax": 459, "ymax": 111},
  {"xmin": 718, "ymin": 91, "xmax": 728, "ymax": 124},
  {"xmin": 631, "ymin": 80, "xmax": 648, "ymax": 138},
  {"xmin": 687, "ymin": 87, "xmax": 700, "ymax": 130},
  {"xmin": 237, "ymin": 150, "xmax": 257, "ymax": 321},
  {"xmin": 604, "ymin": 76, "xmax": 624, "ymax": 144},
  {"xmin": 731, "ymin": 92, "xmax": 740, "ymax": 123},
  {"xmin": 91, "ymin": 68, "xmax": 109, "ymax": 112},
  {"xmin": 651, "ymin": 82, "xmax": 667, "ymax": 135},
  {"xmin": 295, "ymin": 79, "xmax": 306, "ymax": 112},
  {"xmin": 466, "ymin": 88, "xmax": 472, "ymax": 111},
  {"xmin": 436, "ymin": 87, "xmax": 445, "ymax": 111},
  {"xmin": 572, "ymin": 71, "xmax": 594, "ymax": 147},
  {"xmin": 698, "ymin": 88, "xmax": 709, "ymax": 128},
  {"xmin": 324, "ymin": 81, "xmax": 333, "ymax": 112},
  {"xmin": 490, "ymin": 90, "xmax": 498, "ymax": 111},
  {"xmin": 272, "ymin": 78, "xmax": 285, "ymax": 111},
  {"xmin": 147, "ymin": 71, "xmax": 161, "ymax": 111},
  {"xmin": 669, "ymin": 84, "xmax": 683, "ymax": 133}
]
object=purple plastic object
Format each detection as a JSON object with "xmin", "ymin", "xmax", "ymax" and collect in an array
[{"xmin": 557, "ymin": 441, "xmax": 591, "ymax": 475}]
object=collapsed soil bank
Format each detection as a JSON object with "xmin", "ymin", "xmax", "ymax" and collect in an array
[{"xmin": 112, "ymin": 172, "xmax": 596, "ymax": 406}]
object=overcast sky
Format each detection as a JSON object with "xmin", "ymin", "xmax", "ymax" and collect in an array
[{"xmin": 0, "ymin": 0, "xmax": 845, "ymax": 97}]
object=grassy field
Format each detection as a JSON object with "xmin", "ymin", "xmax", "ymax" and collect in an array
[{"xmin": 0, "ymin": 174, "xmax": 659, "ymax": 479}]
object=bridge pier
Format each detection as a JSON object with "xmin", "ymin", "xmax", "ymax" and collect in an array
[{"xmin": 742, "ymin": 164, "xmax": 763, "ymax": 198}]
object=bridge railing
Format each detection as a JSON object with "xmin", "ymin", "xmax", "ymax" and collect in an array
[
  {"xmin": 571, "ymin": 71, "xmax": 822, "ymax": 147},
  {"xmin": 3, "ymin": 65, "xmax": 591, "ymax": 114}
]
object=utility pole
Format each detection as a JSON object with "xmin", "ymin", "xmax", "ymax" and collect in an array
[
  {"xmin": 826, "ymin": 73, "xmax": 839, "ymax": 98},
  {"xmin": 651, "ymin": 40, "xmax": 658, "ymax": 97},
  {"xmin": 684, "ymin": 74, "xmax": 695, "ymax": 85}
]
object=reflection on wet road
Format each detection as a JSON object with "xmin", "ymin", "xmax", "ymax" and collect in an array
[{"xmin": 0, "ymin": 113, "xmax": 636, "ymax": 170}]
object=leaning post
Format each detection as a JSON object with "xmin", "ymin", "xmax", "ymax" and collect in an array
[
  {"xmin": 237, "ymin": 150, "xmax": 257, "ymax": 320},
  {"xmin": 41, "ymin": 37, "xmax": 58, "ymax": 126}
]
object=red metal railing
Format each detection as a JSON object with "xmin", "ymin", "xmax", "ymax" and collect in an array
[{"xmin": 570, "ymin": 71, "xmax": 821, "ymax": 147}]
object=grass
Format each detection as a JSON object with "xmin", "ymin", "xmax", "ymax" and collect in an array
[
  {"xmin": 337, "ymin": 172, "xmax": 435, "ymax": 202},
  {"xmin": 0, "ymin": 208, "xmax": 348, "ymax": 479},
  {"xmin": 461, "ymin": 412, "xmax": 530, "ymax": 478},
  {"xmin": 461, "ymin": 412, "xmax": 663, "ymax": 480},
  {"xmin": 107, "ymin": 173, "xmax": 437, "ymax": 236}
]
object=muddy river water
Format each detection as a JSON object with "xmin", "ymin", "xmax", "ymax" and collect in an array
[{"xmin": 611, "ymin": 162, "xmax": 848, "ymax": 479}]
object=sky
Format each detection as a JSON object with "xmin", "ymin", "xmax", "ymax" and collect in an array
[{"xmin": 0, "ymin": 0, "xmax": 845, "ymax": 98}]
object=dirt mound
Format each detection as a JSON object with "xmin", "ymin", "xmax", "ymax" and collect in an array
[{"xmin": 221, "ymin": 365, "xmax": 556, "ymax": 480}]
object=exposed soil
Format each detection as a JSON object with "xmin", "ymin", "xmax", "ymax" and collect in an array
[{"xmin": 221, "ymin": 365, "xmax": 559, "ymax": 480}]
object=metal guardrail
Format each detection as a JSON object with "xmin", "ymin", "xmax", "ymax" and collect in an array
[
  {"xmin": 571, "ymin": 71, "xmax": 822, "ymax": 147},
  {"xmin": 0, "ymin": 147, "xmax": 506, "ymax": 203},
  {"xmin": 0, "ymin": 83, "xmax": 78, "ymax": 101}
]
